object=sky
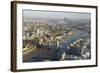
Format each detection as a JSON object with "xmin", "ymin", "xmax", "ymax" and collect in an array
[{"xmin": 23, "ymin": 10, "xmax": 91, "ymax": 20}]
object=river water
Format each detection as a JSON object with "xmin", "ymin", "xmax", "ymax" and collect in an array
[{"xmin": 23, "ymin": 28, "xmax": 90, "ymax": 62}]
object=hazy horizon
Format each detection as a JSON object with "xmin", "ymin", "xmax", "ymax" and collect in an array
[{"xmin": 23, "ymin": 10, "xmax": 91, "ymax": 20}]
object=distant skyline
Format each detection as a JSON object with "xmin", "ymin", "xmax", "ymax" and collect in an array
[{"xmin": 23, "ymin": 10, "xmax": 91, "ymax": 20}]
